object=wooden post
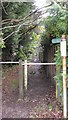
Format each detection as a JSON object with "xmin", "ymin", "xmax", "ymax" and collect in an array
[
  {"xmin": 24, "ymin": 60, "xmax": 27, "ymax": 93},
  {"xmin": 19, "ymin": 59, "xmax": 24, "ymax": 99},
  {"xmin": 56, "ymin": 81, "xmax": 60, "ymax": 100},
  {"xmin": 56, "ymin": 67, "xmax": 60, "ymax": 101},
  {"xmin": 61, "ymin": 35, "xmax": 67, "ymax": 118}
]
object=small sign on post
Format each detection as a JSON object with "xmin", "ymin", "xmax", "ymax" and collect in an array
[
  {"xmin": 61, "ymin": 40, "xmax": 66, "ymax": 57},
  {"xmin": 52, "ymin": 38, "xmax": 61, "ymax": 44},
  {"xmin": 61, "ymin": 35, "xmax": 67, "ymax": 118}
]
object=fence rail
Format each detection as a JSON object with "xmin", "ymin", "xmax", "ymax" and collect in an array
[
  {"xmin": 0, "ymin": 61, "xmax": 56, "ymax": 65},
  {"xmin": 22, "ymin": 63, "xmax": 56, "ymax": 65},
  {"xmin": 0, "ymin": 62, "xmax": 19, "ymax": 64},
  {"xmin": 0, "ymin": 60, "xmax": 56, "ymax": 100}
]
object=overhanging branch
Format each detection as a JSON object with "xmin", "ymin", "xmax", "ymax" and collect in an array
[{"xmin": 0, "ymin": 2, "xmax": 53, "ymax": 31}]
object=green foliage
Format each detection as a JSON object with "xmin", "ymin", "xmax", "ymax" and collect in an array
[
  {"xmin": 54, "ymin": 47, "xmax": 62, "ymax": 66},
  {"xmin": 41, "ymin": 2, "xmax": 68, "ymax": 97},
  {"xmin": 17, "ymin": 48, "xmax": 27, "ymax": 61},
  {"xmin": 49, "ymin": 105, "xmax": 53, "ymax": 111},
  {"xmin": 2, "ymin": 2, "xmax": 35, "ymax": 60},
  {"xmin": 0, "ymin": 40, "xmax": 5, "ymax": 48},
  {"xmin": 54, "ymin": 47, "xmax": 63, "ymax": 97},
  {"xmin": 41, "ymin": 5, "xmax": 67, "ymax": 46},
  {"xmin": 0, "ymin": 32, "xmax": 5, "ymax": 48}
]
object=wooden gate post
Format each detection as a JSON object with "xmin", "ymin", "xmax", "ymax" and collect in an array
[
  {"xmin": 19, "ymin": 59, "xmax": 24, "ymax": 99},
  {"xmin": 24, "ymin": 60, "xmax": 27, "ymax": 93}
]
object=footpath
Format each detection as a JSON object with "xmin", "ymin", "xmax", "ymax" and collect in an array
[{"xmin": 2, "ymin": 65, "xmax": 62, "ymax": 118}]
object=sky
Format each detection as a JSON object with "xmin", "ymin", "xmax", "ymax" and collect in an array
[
  {"xmin": 34, "ymin": 0, "xmax": 50, "ymax": 18},
  {"xmin": 34, "ymin": 0, "xmax": 47, "ymax": 8}
]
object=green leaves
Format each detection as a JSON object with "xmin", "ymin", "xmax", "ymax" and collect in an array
[
  {"xmin": 49, "ymin": 105, "xmax": 53, "ymax": 111},
  {"xmin": 2, "ymin": 2, "xmax": 35, "ymax": 60},
  {"xmin": 54, "ymin": 49, "xmax": 62, "ymax": 66},
  {"xmin": 0, "ymin": 40, "xmax": 5, "ymax": 48},
  {"xmin": 17, "ymin": 48, "xmax": 27, "ymax": 61},
  {"xmin": 40, "ymin": 3, "xmax": 68, "ymax": 98}
]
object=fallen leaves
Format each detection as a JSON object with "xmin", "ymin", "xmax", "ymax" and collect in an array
[{"xmin": 2, "ymin": 65, "xmax": 63, "ymax": 118}]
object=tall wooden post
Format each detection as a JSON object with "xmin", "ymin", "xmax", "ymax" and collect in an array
[
  {"xmin": 24, "ymin": 60, "xmax": 27, "ymax": 93},
  {"xmin": 19, "ymin": 59, "xmax": 24, "ymax": 99},
  {"xmin": 61, "ymin": 35, "xmax": 67, "ymax": 118}
]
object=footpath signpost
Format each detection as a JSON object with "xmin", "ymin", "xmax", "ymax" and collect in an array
[
  {"xmin": 61, "ymin": 35, "xmax": 67, "ymax": 118},
  {"xmin": 52, "ymin": 38, "xmax": 61, "ymax": 44},
  {"xmin": 52, "ymin": 35, "xmax": 67, "ymax": 118}
]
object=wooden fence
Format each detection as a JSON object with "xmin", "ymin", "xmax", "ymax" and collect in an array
[{"xmin": 0, "ymin": 60, "xmax": 56, "ymax": 99}]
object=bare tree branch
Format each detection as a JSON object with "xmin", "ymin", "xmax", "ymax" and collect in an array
[
  {"xmin": 1, "ymin": 0, "xmax": 8, "ymax": 15},
  {"xmin": 3, "ymin": 31, "xmax": 15, "ymax": 41},
  {"xmin": 0, "ymin": 2, "xmax": 54, "ymax": 42},
  {"xmin": 2, "ymin": 10, "xmax": 47, "ymax": 42},
  {"xmin": 0, "ymin": 2, "xmax": 53, "ymax": 30},
  {"xmin": 2, "ymin": 24, "xmax": 28, "ymax": 41}
]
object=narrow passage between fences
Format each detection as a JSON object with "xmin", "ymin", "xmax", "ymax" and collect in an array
[{"xmin": 2, "ymin": 65, "xmax": 63, "ymax": 118}]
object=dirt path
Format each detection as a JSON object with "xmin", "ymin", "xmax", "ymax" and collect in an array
[{"xmin": 2, "ymin": 65, "xmax": 63, "ymax": 118}]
